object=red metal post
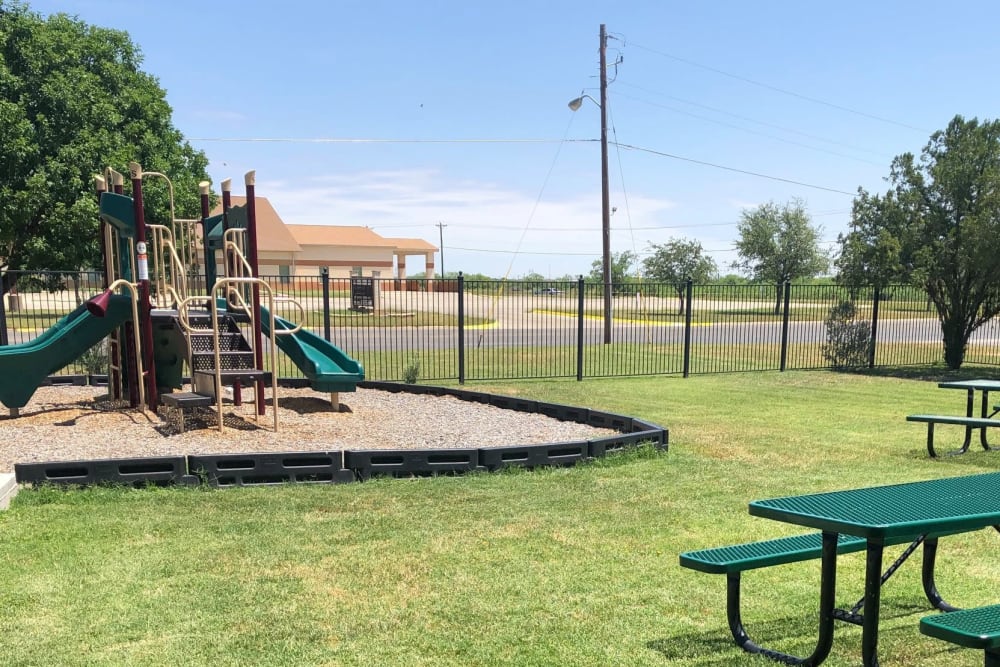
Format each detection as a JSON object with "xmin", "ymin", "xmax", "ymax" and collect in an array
[
  {"xmin": 244, "ymin": 171, "xmax": 265, "ymax": 415},
  {"xmin": 220, "ymin": 178, "xmax": 242, "ymax": 406}
]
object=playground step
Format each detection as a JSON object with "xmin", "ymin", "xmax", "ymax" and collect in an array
[
  {"xmin": 160, "ymin": 392, "xmax": 214, "ymax": 409},
  {"xmin": 191, "ymin": 350, "xmax": 257, "ymax": 372},
  {"xmin": 189, "ymin": 330, "xmax": 249, "ymax": 353},
  {"xmin": 193, "ymin": 369, "xmax": 271, "ymax": 386}
]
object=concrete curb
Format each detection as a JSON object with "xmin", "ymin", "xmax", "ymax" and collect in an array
[{"xmin": 0, "ymin": 473, "xmax": 18, "ymax": 510}]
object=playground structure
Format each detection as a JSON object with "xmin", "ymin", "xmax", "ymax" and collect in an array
[{"xmin": 0, "ymin": 163, "xmax": 365, "ymax": 431}]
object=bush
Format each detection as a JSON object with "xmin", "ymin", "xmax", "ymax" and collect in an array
[
  {"xmin": 402, "ymin": 359, "xmax": 420, "ymax": 384},
  {"xmin": 822, "ymin": 301, "xmax": 872, "ymax": 369},
  {"xmin": 78, "ymin": 341, "xmax": 109, "ymax": 376}
]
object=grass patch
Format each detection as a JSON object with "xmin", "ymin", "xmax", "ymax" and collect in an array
[{"xmin": 4, "ymin": 371, "xmax": 1000, "ymax": 665}]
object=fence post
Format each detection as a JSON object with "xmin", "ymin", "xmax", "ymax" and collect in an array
[
  {"xmin": 683, "ymin": 279, "xmax": 693, "ymax": 378},
  {"xmin": 779, "ymin": 281, "xmax": 792, "ymax": 371},
  {"xmin": 0, "ymin": 274, "xmax": 7, "ymax": 346},
  {"xmin": 576, "ymin": 275, "xmax": 585, "ymax": 381},
  {"xmin": 457, "ymin": 272, "xmax": 465, "ymax": 384},
  {"xmin": 320, "ymin": 267, "xmax": 331, "ymax": 342},
  {"xmin": 868, "ymin": 286, "xmax": 881, "ymax": 368}
]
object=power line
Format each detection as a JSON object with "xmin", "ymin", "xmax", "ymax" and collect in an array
[
  {"xmin": 629, "ymin": 42, "xmax": 931, "ymax": 134},
  {"xmin": 613, "ymin": 90, "xmax": 887, "ymax": 166},
  {"xmin": 615, "ymin": 82, "xmax": 892, "ymax": 159},
  {"xmin": 189, "ymin": 137, "xmax": 575, "ymax": 144},
  {"xmin": 449, "ymin": 245, "xmax": 599, "ymax": 256},
  {"xmin": 614, "ymin": 141, "xmax": 857, "ymax": 196}
]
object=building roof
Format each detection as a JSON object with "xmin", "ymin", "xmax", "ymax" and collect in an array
[
  {"xmin": 210, "ymin": 196, "xmax": 301, "ymax": 253},
  {"xmin": 287, "ymin": 225, "xmax": 438, "ymax": 254},
  {"xmin": 286, "ymin": 224, "xmax": 397, "ymax": 248},
  {"xmin": 390, "ymin": 237, "xmax": 438, "ymax": 253}
]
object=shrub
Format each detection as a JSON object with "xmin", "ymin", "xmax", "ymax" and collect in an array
[
  {"xmin": 78, "ymin": 341, "xmax": 109, "ymax": 376},
  {"xmin": 402, "ymin": 359, "xmax": 420, "ymax": 384},
  {"xmin": 822, "ymin": 301, "xmax": 872, "ymax": 369}
]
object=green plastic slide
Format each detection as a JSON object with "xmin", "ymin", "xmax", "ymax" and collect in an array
[
  {"xmin": 259, "ymin": 305, "xmax": 365, "ymax": 393},
  {"xmin": 0, "ymin": 294, "xmax": 134, "ymax": 409}
]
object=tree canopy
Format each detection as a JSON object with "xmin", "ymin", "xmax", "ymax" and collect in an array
[
  {"xmin": 837, "ymin": 115, "xmax": 1000, "ymax": 369},
  {"xmin": 733, "ymin": 199, "xmax": 828, "ymax": 312},
  {"xmin": 0, "ymin": 1, "xmax": 210, "ymax": 289},
  {"xmin": 588, "ymin": 250, "xmax": 638, "ymax": 288},
  {"xmin": 642, "ymin": 238, "xmax": 717, "ymax": 313}
]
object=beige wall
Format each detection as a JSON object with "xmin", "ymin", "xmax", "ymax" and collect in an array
[{"xmin": 292, "ymin": 244, "xmax": 394, "ymax": 279}]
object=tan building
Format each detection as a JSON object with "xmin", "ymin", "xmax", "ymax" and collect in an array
[{"xmin": 210, "ymin": 197, "xmax": 439, "ymax": 283}]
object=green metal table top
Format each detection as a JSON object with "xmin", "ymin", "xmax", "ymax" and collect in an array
[
  {"xmin": 938, "ymin": 378, "xmax": 1000, "ymax": 391},
  {"xmin": 749, "ymin": 472, "xmax": 1000, "ymax": 539}
]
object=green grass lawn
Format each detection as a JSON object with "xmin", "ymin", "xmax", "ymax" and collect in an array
[{"xmin": 4, "ymin": 370, "xmax": 1000, "ymax": 665}]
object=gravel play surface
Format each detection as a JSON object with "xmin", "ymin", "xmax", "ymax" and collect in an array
[{"xmin": 0, "ymin": 385, "xmax": 618, "ymax": 473}]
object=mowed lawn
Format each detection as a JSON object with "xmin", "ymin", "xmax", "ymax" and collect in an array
[{"xmin": 3, "ymin": 370, "xmax": 1000, "ymax": 666}]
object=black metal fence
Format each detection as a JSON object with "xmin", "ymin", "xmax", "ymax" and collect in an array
[{"xmin": 2, "ymin": 270, "xmax": 997, "ymax": 382}]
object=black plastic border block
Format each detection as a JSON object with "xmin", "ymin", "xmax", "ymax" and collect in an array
[
  {"xmin": 444, "ymin": 388, "xmax": 492, "ymax": 405},
  {"xmin": 586, "ymin": 410, "xmax": 633, "ymax": 431},
  {"xmin": 478, "ymin": 441, "xmax": 589, "ymax": 471},
  {"xmin": 15, "ymin": 456, "xmax": 197, "ymax": 487},
  {"xmin": 277, "ymin": 378, "xmax": 311, "ymax": 389},
  {"xmin": 345, "ymin": 448, "xmax": 480, "ymax": 480},
  {"xmin": 40, "ymin": 375, "xmax": 88, "ymax": 387},
  {"xmin": 359, "ymin": 380, "xmax": 404, "ymax": 393},
  {"xmin": 537, "ymin": 402, "xmax": 590, "ymax": 423},
  {"xmin": 630, "ymin": 421, "xmax": 669, "ymax": 450},
  {"xmin": 589, "ymin": 430, "xmax": 665, "ymax": 458},
  {"xmin": 489, "ymin": 395, "xmax": 538, "ymax": 413},
  {"xmin": 188, "ymin": 452, "xmax": 354, "ymax": 487}
]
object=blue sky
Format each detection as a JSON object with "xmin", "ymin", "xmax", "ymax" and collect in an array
[{"xmin": 29, "ymin": 0, "xmax": 1000, "ymax": 279}]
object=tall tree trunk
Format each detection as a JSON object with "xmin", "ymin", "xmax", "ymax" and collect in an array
[
  {"xmin": 941, "ymin": 316, "xmax": 968, "ymax": 370},
  {"xmin": 774, "ymin": 283, "xmax": 782, "ymax": 315}
]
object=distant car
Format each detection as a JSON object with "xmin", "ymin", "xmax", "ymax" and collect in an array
[{"xmin": 533, "ymin": 287, "xmax": 563, "ymax": 295}]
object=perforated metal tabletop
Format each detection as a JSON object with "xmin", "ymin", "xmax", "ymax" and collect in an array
[{"xmin": 749, "ymin": 472, "xmax": 1000, "ymax": 539}]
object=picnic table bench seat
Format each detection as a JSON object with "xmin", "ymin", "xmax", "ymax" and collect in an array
[
  {"xmin": 679, "ymin": 531, "xmax": 867, "ymax": 574},
  {"xmin": 680, "ymin": 532, "xmax": 872, "ymax": 656},
  {"xmin": 681, "ymin": 529, "xmax": 963, "ymax": 661},
  {"xmin": 920, "ymin": 604, "xmax": 1000, "ymax": 666},
  {"xmin": 905, "ymin": 414, "xmax": 1000, "ymax": 457}
]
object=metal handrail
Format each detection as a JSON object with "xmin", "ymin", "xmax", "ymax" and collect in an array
[
  {"xmin": 208, "ymin": 276, "xmax": 280, "ymax": 433},
  {"xmin": 147, "ymin": 223, "xmax": 188, "ymax": 308},
  {"xmin": 105, "ymin": 278, "xmax": 145, "ymax": 411}
]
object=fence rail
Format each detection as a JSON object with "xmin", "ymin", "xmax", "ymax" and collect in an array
[{"xmin": 1, "ymin": 271, "xmax": 997, "ymax": 382}]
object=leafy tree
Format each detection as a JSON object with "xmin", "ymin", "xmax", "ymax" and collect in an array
[
  {"xmin": 642, "ymin": 238, "xmax": 717, "ymax": 314},
  {"xmin": 837, "ymin": 115, "xmax": 1000, "ymax": 369},
  {"xmin": 0, "ymin": 2, "xmax": 210, "ymax": 292},
  {"xmin": 588, "ymin": 250, "xmax": 638, "ymax": 289},
  {"xmin": 834, "ymin": 191, "xmax": 905, "ymax": 300},
  {"xmin": 732, "ymin": 199, "xmax": 829, "ymax": 313}
]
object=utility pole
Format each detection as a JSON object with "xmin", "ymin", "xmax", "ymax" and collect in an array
[
  {"xmin": 598, "ymin": 23, "xmax": 611, "ymax": 344},
  {"xmin": 436, "ymin": 221, "xmax": 447, "ymax": 278}
]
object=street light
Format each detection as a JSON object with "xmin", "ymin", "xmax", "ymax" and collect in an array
[
  {"xmin": 436, "ymin": 221, "xmax": 447, "ymax": 278},
  {"xmin": 567, "ymin": 24, "xmax": 612, "ymax": 344}
]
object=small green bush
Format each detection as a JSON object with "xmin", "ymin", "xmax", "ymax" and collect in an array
[
  {"xmin": 78, "ymin": 341, "xmax": 109, "ymax": 376},
  {"xmin": 402, "ymin": 359, "xmax": 420, "ymax": 384},
  {"xmin": 822, "ymin": 300, "xmax": 872, "ymax": 369}
]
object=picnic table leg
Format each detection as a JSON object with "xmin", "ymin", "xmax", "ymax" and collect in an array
[
  {"xmin": 921, "ymin": 537, "xmax": 960, "ymax": 612},
  {"xmin": 981, "ymin": 390, "xmax": 994, "ymax": 451},
  {"xmin": 959, "ymin": 389, "xmax": 975, "ymax": 454},
  {"xmin": 725, "ymin": 533, "xmax": 837, "ymax": 665},
  {"xmin": 861, "ymin": 539, "xmax": 885, "ymax": 667}
]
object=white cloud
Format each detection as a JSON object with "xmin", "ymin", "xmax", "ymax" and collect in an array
[{"xmin": 260, "ymin": 169, "xmax": 680, "ymax": 278}]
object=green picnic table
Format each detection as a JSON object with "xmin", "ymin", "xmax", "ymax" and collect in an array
[
  {"xmin": 746, "ymin": 472, "xmax": 1000, "ymax": 666},
  {"xmin": 937, "ymin": 378, "xmax": 1000, "ymax": 453}
]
